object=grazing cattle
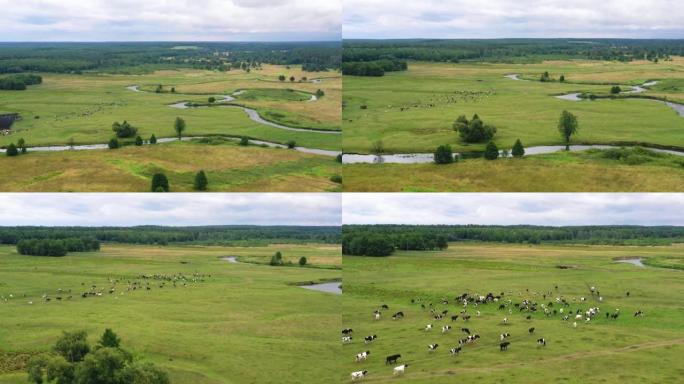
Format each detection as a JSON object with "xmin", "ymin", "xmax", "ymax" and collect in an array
[
  {"xmin": 463, "ymin": 315, "xmax": 471, "ymax": 322},
  {"xmin": 634, "ymin": 310, "xmax": 644, "ymax": 317},
  {"xmin": 392, "ymin": 311, "xmax": 404, "ymax": 320},
  {"xmin": 573, "ymin": 322, "xmax": 577, "ymax": 328},
  {"xmin": 500, "ymin": 332, "xmax": 510, "ymax": 341},
  {"xmin": 374, "ymin": 312, "xmax": 381, "ymax": 321},
  {"xmin": 626, "ymin": 291, "xmax": 630, "ymax": 297},
  {"xmin": 342, "ymin": 328, "xmax": 353, "ymax": 335},
  {"xmin": 461, "ymin": 327, "xmax": 470, "ymax": 335},
  {"xmin": 393, "ymin": 364, "xmax": 409, "ymax": 375},
  {"xmin": 342, "ymin": 336, "xmax": 353, "ymax": 343},
  {"xmin": 502, "ymin": 317, "xmax": 508, "ymax": 324},
  {"xmin": 381, "ymin": 304, "xmax": 389, "ymax": 309},
  {"xmin": 428, "ymin": 343, "xmax": 439, "ymax": 352},
  {"xmin": 466, "ymin": 334, "xmax": 480, "ymax": 343},
  {"xmin": 500, "ymin": 341, "xmax": 510, "ymax": 351},
  {"xmin": 364, "ymin": 335, "xmax": 377, "ymax": 343},
  {"xmin": 385, "ymin": 354, "xmax": 401, "ymax": 365},
  {"xmin": 537, "ymin": 338, "xmax": 546, "ymax": 346},
  {"xmin": 476, "ymin": 310, "xmax": 481, "ymax": 317},
  {"xmin": 451, "ymin": 315, "xmax": 459, "ymax": 321},
  {"xmin": 351, "ymin": 370, "xmax": 368, "ymax": 381},
  {"xmin": 424, "ymin": 324, "xmax": 433, "ymax": 331},
  {"xmin": 526, "ymin": 315, "xmax": 532, "ymax": 320},
  {"xmin": 355, "ymin": 351, "xmax": 370, "ymax": 362},
  {"xmin": 528, "ymin": 327, "xmax": 535, "ymax": 334},
  {"xmin": 441, "ymin": 325, "xmax": 452, "ymax": 333},
  {"xmin": 498, "ymin": 304, "xmax": 506, "ymax": 310},
  {"xmin": 449, "ymin": 346, "xmax": 462, "ymax": 355}
]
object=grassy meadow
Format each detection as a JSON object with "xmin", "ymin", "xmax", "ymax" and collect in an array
[
  {"xmin": 0, "ymin": 140, "xmax": 341, "ymax": 192},
  {"xmin": 342, "ymin": 58, "xmax": 684, "ymax": 154},
  {"xmin": 343, "ymin": 148, "xmax": 684, "ymax": 192},
  {"xmin": 0, "ymin": 243, "xmax": 341, "ymax": 384},
  {"xmin": 341, "ymin": 243, "xmax": 684, "ymax": 383}
]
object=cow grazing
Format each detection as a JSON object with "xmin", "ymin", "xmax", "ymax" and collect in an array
[
  {"xmin": 451, "ymin": 315, "xmax": 459, "ymax": 321},
  {"xmin": 461, "ymin": 327, "xmax": 470, "ymax": 335},
  {"xmin": 342, "ymin": 328, "xmax": 353, "ymax": 335},
  {"xmin": 500, "ymin": 332, "xmax": 510, "ymax": 341},
  {"xmin": 374, "ymin": 312, "xmax": 381, "ymax": 321},
  {"xmin": 441, "ymin": 325, "xmax": 452, "ymax": 333},
  {"xmin": 428, "ymin": 343, "xmax": 439, "ymax": 352},
  {"xmin": 381, "ymin": 304, "xmax": 389, "ymax": 309},
  {"xmin": 393, "ymin": 364, "xmax": 409, "ymax": 375},
  {"xmin": 342, "ymin": 336, "xmax": 353, "ymax": 343},
  {"xmin": 537, "ymin": 338, "xmax": 546, "ymax": 346},
  {"xmin": 392, "ymin": 311, "xmax": 404, "ymax": 320},
  {"xmin": 528, "ymin": 327, "xmax": 535, "ymax": 334},
  {"xmin": 500, "ymin": 341, "xmax": 510, "ymax": 351},
  {"xmin": 449, "ymin": 346, "xmax": 462, "ymax": 355},
  {"xmin": 355, "ymin": 351, "xmax": 370, "ymax": 362},
  {"xmin": 351, "ymin": 370, "xmax": 368, "ymax": 381},
  {"xmin": 634, "ymin": 310, "xmax": 644, "ymax": 317},
  {"xmin": 364, "ymin": 335, "xmax": 377, "ymax": 343},
  {"xmin": 424, "ymin": 324, "xmax": 433, "ymax": 331},
  {"xmin": 385, "ymin": 354, "xmax": 401, "ymax": 365},
  {"xmin": 502, "ymin": 317, "xmax": 508, "ymax": 324},
  {"xmin": 526, "ymin": 315, "xmax": 532, "ymax": 320}
]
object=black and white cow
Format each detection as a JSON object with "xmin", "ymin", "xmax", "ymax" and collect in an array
[
  {"xmin": 364, "ymin": 335, "xmax": 377, "ymax": 343},
  {"xmin": 449, "ymin": 346, "xmax": 462, "ymax": 355},
  {"xmin": 537, "ymin": 338, "xmax": 546, "ymax": 347},
  {"xmin": 441, "ymin": 325, "xmax": 452, "ymax": 333},
  {"xmin": 351, "ymin": 370, "xmax": 368, "ymax": 381},
  {"xmin": 428, "ymin": 343, "xmax": 439, "ymax": 352},
  {"xmin": 355, "ymin": 350, "xmax": 371, "ymax": 362},
  {"xmin": 500, "ymin": 332, "xmax": 510, "ymax": 341},
  {"xmin": 342, "ymin": 328, "xmax": 353, "ymax": 335},
  {"xmin": 342, "ymin": 336, "xmax": 353, "ymax": 343}
]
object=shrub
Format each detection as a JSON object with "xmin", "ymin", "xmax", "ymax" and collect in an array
[
  {"xmin": 330, "ymin": 174, "xmax": 342, "ymax": 183},
  {"xmin": 434, "ymin": 144, "xmax": 455, "ymax": 164},
  {"xmin": 512, "ymin": 139, "xmax": 525, "ymax": 157},
  {"xmin": 454, "ymin": 114, "xmax": 497, "ymax": 143},
  {"xmin": 5, "ymin": 143, "xmax": 18, "ymax": 156},
  {"xmin": 286, "ymin": 140, "xmax": 296, "ymax": 149},
  {"xmin": 484, "ymin": 142, "xmax": 499, "ymax": 160},
  {"xmin": 239, "ymin": 137, "xmax": 249, "ymax": 146},
  {"xmin": 270, "ymin": 251, "xmax": 284, "ymax": 266},
  {"xmin": 298, "ymin": 257, "xmax": 307, "ymax": 266},
  {"xmin": 111, "ymin": 121, "xmax": 138, "ymax": 138},
  {"xmin": 151, "ymin": 173, "xmax": 169, "ymax": 192},
  {"xmin": 135, "ymin": 135, "xmax": 143, "ymax": 146},
  {"xmin": 315, "ymin": 89, "xmax": 325, "ymax": 98},
  {"xmin": 99, "ymin": 329, "xmax": 121, "ymax": 348},
  {"xmin": 208, "ymin": 96, "xmax": 216, "ymax": 103},
  {"xmin": 149, "ymin": 134, "xmax": 157, "ymax": 144},
  {"xmin": 194, "ymin": 170, "xmax": 208, "ymax": 191},
  {"xmin": 108, "ymin": 138, "xmax": 119, "ymax": 149},
  {"xmin": 610, "ymin": 85, "xmax": 622, "ymax": 94}
]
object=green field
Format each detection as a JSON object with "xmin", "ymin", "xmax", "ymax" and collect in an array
[
  {"xmin": 0, "ymin": 140, "xmax": 341, "ymax": 192},
  {"xmin": 0, "ymin": 243, "xmax": 341, "ymax": 384},
  {"xmin": 343, "ymin": 59, "xmax": 684, "ymax": 154},
  {"xmin": 341, "ymin": 243, "xmax": 684, "ymax": 383},
  {"xmin": 343, "ymin": 148, "xmax": 684, "ymax": 192}
]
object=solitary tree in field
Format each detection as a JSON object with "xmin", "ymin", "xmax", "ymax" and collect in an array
[
  {"xmin": 155, "ymin": 84, "xmax": 163, "ymax": 93},
  {"xmin": 208, "ymin": 96, "xmax": 216, "ymax": 103},
  {"xmin": 484, "ymin": 141, "xmax": 499, "ymax": 160},
  {"xmin": 557, "ymin": 110, "xmax": 579, "ymax": 150},
  {"xmin": 174, "ymin": 117, "xmax": 186, "ymax": 140},
  {"xmin": 5, "ymin": 143, "xmax": 18, "ymax": 156},
  {"xmin": 559, "ymin": 75, "xmax": 565, "ymax": 82},
  {"xmin": 433, "ymin": 144, "xmax": 455, "ymax": 164},
  {"xmin": 151, "ymin": 173, "xmax": 170, "ymax": 192},
  {"xmin": 150, "ymin": 134, "xmax": 157, "ymax": 144},
  {"xmin": 194, "ymin": 170, "xmax": 208, "ymax": 191},
  {"xmin": 286, "ymin": 140, "xmax": 296, "ymax": 149},
  {"xmin": 108, "ymin": 138, "xmax": 119, "ymax": 149},
  {"xmin": 270, "ymin": 251, "xmax": 284, "ymax": 266},
  {"xmin": 512, "ymin": 139, "xmax": 525, "ymax": 157},
  {"xmin": 289, "ymin": 76, "xmax": 295, "ymax": 82},
  {"xmin": 17, "ymin": 138, "xmax": 26, "ymax": 153},
  {"xmin": 99, "ymin": 329, "xmax": 121, "ymax": 348},
  {"xmin": 278, "ymin": 75, "xmax": 286, "ymax": 82},
  {"xmin": 135, "ymin": 135, "xmax": 143, "ymax": 146},
  {"xmin": 298, "ymin": 256, "xmax": 307, "ymax": 266},
  {"xmin": 610, "ymin": 85, "xmax": 622, "ymax": 94},
  {"xmin": 239, "ymin": 136, "xmax": 249, "ymax": 146}
]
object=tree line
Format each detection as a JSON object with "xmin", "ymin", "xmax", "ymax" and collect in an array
[
  {"xmin": 343, "ymin": 39, "xmax": 684, "ymax": 65},
  {"xmin": 343, "ymin": 225, "xmax": 684, "ymax": 250},
  {"xmin": 342, "ymin": 58, "xmax": 407, "ymax": 76},
  {"xmin": 17, "ymin": 237, "xmax": 100, "ymax": 257},
  {"xmin": 343, "ymin": 230, "xmax": 448, "ymax": 256},
  {"xmin": 0, "ymin": 42, "xmax": 340, "ymax": 74},
  {"xmin": 0, "ymin": 226, "xmax": 341, "ymax": 246},
  {"xmin": 0, "ymin": 73, "xmax": 42, "ymax": 90}
]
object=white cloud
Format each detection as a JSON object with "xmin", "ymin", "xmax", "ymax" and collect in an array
[
  {"xmin": 343, "ymin": 193, "xmax": 684, "ymax": 226},
  {"xmin": 0, "ymin": 0, "xmax": 341, "ymax": 41},
  {"xmin": 343, "ymin": 0, "xmax": 684, "ymax": 38},
  {"xmin": 0, "ymin": 193, "xmax": 341, "ymax": 226}
]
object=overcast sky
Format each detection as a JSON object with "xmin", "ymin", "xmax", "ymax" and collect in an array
[
  {"xmin": 343, "ymin": 194, "xmax": 684, "ymax": 226},
  {"xmin": 344, "ymin": 0, "xmax": 684, "ymax": 39},
  {"xmin": 0, "ymin": 194, "xmax": 340, "ymax": 227},
  {"xmin": 0, "ymin": 0, "xmax": 341, "ymax": 41}
]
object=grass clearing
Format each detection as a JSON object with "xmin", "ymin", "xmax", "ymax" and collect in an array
[
  {"xmin": 341, "ymin": 242, "xmax": 684, "ymax": 383},
  {"xmin": 0, "ymin": 243, "xmax": 341, "ymax": 384}
]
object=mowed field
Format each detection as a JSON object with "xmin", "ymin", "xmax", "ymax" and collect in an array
[
  {"xmin": 0, "ymin": 243, "xmax": 341, "ymax": 384},
  {"xmin": 341, "ymin": 243, "xmax": 684, "ymax": 383},
  {"xmin": 0, "ymin": 65, "xmax": 340, "ymax": 150},
  {"xmin": 343, "ymin": 58, "xmax": 684, "ymax": 154},
  {"xmin": 0, "ymin": 140, "xmax": 341, "ymax": 192},
  {"xmin": 343, "ymin": 148, "xmax": 684, "ymax": 192}
]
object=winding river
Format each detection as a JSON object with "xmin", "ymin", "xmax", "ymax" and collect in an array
[
  {"xmin": 219, "ymin": 256, "xmax": 341, "ymax": 294},
  {"xmin": 615, "ymin": 258, "xmax": 646, "ymax": 267}
]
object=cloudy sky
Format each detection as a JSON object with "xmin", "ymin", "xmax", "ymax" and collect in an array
[
  {"xmin": 0, "ymin": 194, "xmax": 340, "ymax": 226},
  {"xmin": 0, "ymin": 0, "xmax": 341, "ymax": 41},
  {"xmin": 344, "ymin": 194, "xmax": 684, "ymax": 226},
  {"xmin": 344, "ymin": 0, "xmax": 684, "ymax": 39}
]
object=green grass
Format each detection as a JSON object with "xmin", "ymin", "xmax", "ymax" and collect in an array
[
  {"xmin": 0, "ymin": 140, "xmax": 341, "ymax": 192},
  {"xmin": 234, "ymin": 88, "xmax": 313, "ymax": 102},
  {"xmin": 341, "ymin": 242, "xmax": 684, "ymax": 383},
  {"xmin": 342, "ymin": 148, "xmax": 684, "ymax": 192},
  {"xmin": 0, "ymin": 243, "xmax": 341, "ymax": 384},
  {"xmin": 0, "ymin": 67, "xmax": 340, "ymax": 150},
  {"xmin": 342, "ymin": 59, "xmax": 684, "ymax": 154}
]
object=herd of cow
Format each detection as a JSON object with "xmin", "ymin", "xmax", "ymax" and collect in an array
[
  {"xmin": 344, "ymin": 286, "xmax": 642, "ymax": 381},
  {"xmin": 0, "ymin": 273, "xmax": 211, "ymax": 305}
]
